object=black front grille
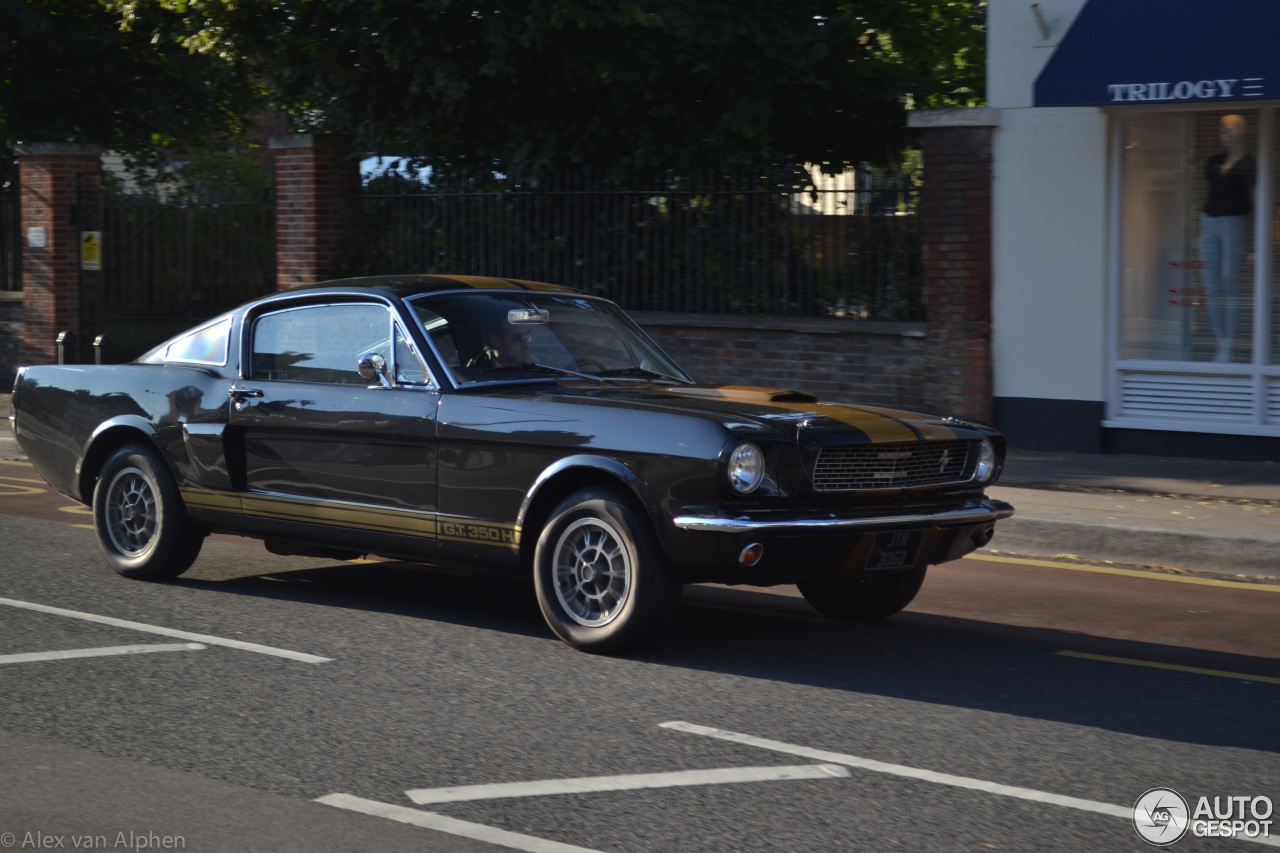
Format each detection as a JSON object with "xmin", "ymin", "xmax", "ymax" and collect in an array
[{"xmin": 812, "ymin": 440, "xmax": 972, "ymax": 491}]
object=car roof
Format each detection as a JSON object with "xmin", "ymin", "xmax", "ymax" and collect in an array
[{"xmin": 292, "ymin": 274, "xmax": 582, "ymax": 299}]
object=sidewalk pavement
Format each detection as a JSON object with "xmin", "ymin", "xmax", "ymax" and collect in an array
[
  {"xmin": 3, "ymin": 392, "xmax": 1278, "ymax": 580},
  {"xmin": 986, "ymin": 449, "xmax": 1280, "ymax": 580}
]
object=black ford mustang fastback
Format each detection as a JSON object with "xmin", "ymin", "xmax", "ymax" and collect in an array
[{"xmin": 10, "ymin": 275, "xmax": 1013, "ymax": 653}]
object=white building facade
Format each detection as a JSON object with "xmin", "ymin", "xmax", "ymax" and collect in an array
[{"xmin": 984, "ymin": 0, "xmax": 1280, "ymax": 458}]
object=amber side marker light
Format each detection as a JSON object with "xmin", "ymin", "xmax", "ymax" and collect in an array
[{"xmin": 739, "ymin": 543, "xmax": 765, "ymax": 567}]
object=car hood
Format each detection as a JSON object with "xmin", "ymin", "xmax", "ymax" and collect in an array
[{"xmin": 531, "ymin": 382, "xmax": 992, "ymax": 445}]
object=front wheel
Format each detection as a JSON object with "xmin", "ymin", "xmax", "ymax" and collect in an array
[
  {"xmin": 93, "ymin": 443, "xmax": 204, "ymax": 580},
  {"xmin": 797, "ymin": 566, "xmax": 927, "ymax": 621},
  {"xmin": 534, "ymin": 488, "xmax": 681, "ymax": 654}
]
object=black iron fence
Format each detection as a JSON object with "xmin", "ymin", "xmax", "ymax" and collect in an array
[
  {"xmin": 339, "ymin": 169, "xmax": 922, "ymax": 321},
  {"xmin": 1, "ymin": 188, "xmax": 18, "ymax": 292},
  {"xmin": 96, "ymin": 189, "xmax": 275, "ymax": 360},
  {"xmin": 6, "ymin": 167, "xmax": 919, "ymax": 365}
]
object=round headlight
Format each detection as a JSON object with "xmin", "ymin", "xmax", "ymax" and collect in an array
[
  {"xmin": 974, "ymin": 440, "xmax": 997, "ymax": 484},
  {"xmin": 728, "ymin": 442, "xmax": 766, "ymax": 494}
]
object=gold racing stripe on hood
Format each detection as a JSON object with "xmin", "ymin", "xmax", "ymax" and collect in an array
[
  {"xmin": 776, "ymin": 402, "xmax": 958, "ymax": 442},
  {"xmin": 661, "ymin": 386, "xmax": 958, "ymax": 442}
]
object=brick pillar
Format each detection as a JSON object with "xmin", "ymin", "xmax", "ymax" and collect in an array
[
  {"xmin": 15, "ymin": 143, "xmax": 103, "ymax": 364},
  {"xmin": 909, "ymin": 108, "xmax": 1000, "ymax": 423},
  {"xmin": 269, "ymin": 134, "xmax": 359, "ymax": 289}
]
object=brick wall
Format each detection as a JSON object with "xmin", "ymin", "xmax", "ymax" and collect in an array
[
  {"xmin": 271, "ymin": 134, "xmax": 359, "ymax": 288},
  {"xmin": 14, "ymin": 143, "xmax": 103, "ymax": 367},
  {"xmin": 634, "ymin": 313, "xmax": 929, "ymax": 410},
  {"xmin": 913, "ymin": 112, "xmax": 997, "ymax": 422}
]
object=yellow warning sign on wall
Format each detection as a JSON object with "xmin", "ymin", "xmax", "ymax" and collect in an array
[{"xmin": 81, "ymin": 231, "xmax": 101, "ymax": 271}]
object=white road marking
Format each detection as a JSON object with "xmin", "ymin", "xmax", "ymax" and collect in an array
[
  {"xmin": 662, "ymin": 722, "xmax": 1280, "ymax": 848},
  {"xmin": 406, "ymin": 763, "xmax": 850, "ymax": 804},
  {"xmin": 316, "ymin": 794, "xmax": 605, "ymax": 853},
  {"xmin": 0, "ymin": 597, "xmax": 331, "ymax": 663},
  {"xmin": 0, "ymin": 642, "xmax": 206, "ymax": 665}
]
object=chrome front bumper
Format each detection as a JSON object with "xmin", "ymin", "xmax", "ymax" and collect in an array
[{"xmin": 672, "ymin": 498, "xmax": 1015, "ymax": 534}]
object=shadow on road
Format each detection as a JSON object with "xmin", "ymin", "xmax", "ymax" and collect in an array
[{"xmin": 174, "ymin": 554, "xmax": 1280, "ymax": 756}]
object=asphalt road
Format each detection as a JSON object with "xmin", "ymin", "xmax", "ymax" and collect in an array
[{"xmin": 1, "ymin": 461, "xmax": 1278, "ymax": 852}]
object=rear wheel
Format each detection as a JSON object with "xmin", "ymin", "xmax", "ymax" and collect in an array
[
  {"xmin": 534, "ymin": 487, "xmax": 681, "ymax": 654},
  {"xmin": 93, "ymin": 443, "xmax": 204, "ymax": 580},
  {"xmin": 797, "ymin": 566, "xmax": 927, "ymax": 621}
]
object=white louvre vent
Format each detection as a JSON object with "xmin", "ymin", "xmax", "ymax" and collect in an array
[
  {"xmin": 1119, "ymin": 373, "xmax": 1254, "ymax": 422},
  {"xmin": 1268, "ymin": 379, "xmax": 1280, "ymax": 425}
]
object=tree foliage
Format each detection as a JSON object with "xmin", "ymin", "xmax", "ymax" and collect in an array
[
  {"xmin": 0, "ymin": 0, "xmax": 262, "ymax": 163},
  {"xmin": 117, "ymin": 0, "xmax": 985, "ymax": 174}
]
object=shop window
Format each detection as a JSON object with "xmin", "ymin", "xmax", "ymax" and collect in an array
[
  {"xmin": 1273, "ymin": 130, "xmax": 1280, "ymax": 367},
  {"xmin": 1121, "ymin": 111, "xmax": 1259, "ymax": 364}
]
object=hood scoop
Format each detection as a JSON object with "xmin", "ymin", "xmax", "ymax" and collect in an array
[{"xmin": 663, "ymin": 385, "xmax": 820, "ymax": 405}]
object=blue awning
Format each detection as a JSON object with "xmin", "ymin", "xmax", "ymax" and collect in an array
[{"xmin": 1034, "ymin": 0, "xmax": 1280, "ymax": 107}]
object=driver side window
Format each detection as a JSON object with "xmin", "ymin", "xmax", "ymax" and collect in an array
[{"xmin": 252, "ymin": 303, "xmax": 392, "ymax": 385}]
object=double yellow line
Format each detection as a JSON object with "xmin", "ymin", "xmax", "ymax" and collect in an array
[
  {"xmin": 691, "ymin": 553, "xmax": 1280, "ymax": 685},
  {"xmin": 970, "ymin": 552, "xmax": 1280, "ymax": 593}
]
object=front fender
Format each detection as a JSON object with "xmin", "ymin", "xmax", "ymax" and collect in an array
[{"xmin": 517, "ymin": 454, "xmax": 671, "ymax": 553}]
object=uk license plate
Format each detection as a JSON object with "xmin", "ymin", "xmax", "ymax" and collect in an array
[{"xmin": 864, "ymin": 530, "xmax": 923, "ymax": 571}]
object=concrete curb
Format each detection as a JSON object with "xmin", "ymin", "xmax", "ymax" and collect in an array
[{"xmin": 988, "ymin": 515, "xmax": 1280, "ymax": 578}]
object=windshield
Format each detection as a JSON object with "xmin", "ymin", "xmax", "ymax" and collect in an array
[{"xmin": 407, "ymin": 292, "xmax": 692, "ymax": 387}]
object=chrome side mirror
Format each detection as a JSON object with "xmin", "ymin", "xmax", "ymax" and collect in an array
[{"xmin": 358, "ymin": 352, "xmax": 393, "ymax": 388}]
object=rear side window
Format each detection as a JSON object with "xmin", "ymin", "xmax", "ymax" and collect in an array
[
  {"xmin": 251, "ymin": 303, "xmax": 392, "ymax": 384},
  {"xmin": 165, "ymin": 317, "xmax": 232, "ymax": 366}
]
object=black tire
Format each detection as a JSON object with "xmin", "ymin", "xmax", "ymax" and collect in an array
[
  {"xmin": 797, "ymin": 566, "xmax": 927, "ymax": 621},
  {"xmin": 92, "ymin": 442, "xmax": 204, "ymax": 580},
  {"xmin": 533, "ymin": 487, "xmax": 681, "ymax": 654}
]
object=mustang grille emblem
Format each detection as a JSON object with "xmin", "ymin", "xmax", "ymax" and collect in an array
[{"xmin": 938, "ymin": 449, "xmax": 951, "ymax": 474}]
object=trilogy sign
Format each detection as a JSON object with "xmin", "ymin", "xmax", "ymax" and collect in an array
[{"xmin": 1107, "ymin": 78, "xmax": 1265, "ymax": 102}]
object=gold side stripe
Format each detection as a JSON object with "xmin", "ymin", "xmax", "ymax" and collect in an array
[
  {"xmin": 180, "ymin": 488, "xmax": 243, "ymax": 513},
  {"xmin": 438, "ymin": 533, "xmax": 520, "ymax": 550},
  {"xmin": 180, "ymin": 487, "xmax": 521, "ymax": 548},
  {"xmin": 242, "ymin": 493, "xmax": 436, "ymax": 537},
  {"xmin": 253, "ymin": 509, "xmax": 432, "ymax": 538},
  {"xmin": 437, "ymin": 513, "xmax": 521, "ymax": 531},
  {"xmin": 242, "ymin": 491, "xmax": 436, "ymax": 522},
  {"xmin": 436, "ymin": 517, "xmax": 521, "ymax": 549}
]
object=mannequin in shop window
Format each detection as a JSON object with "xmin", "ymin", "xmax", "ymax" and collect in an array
[{"xmin": 1199, "ymin": 113, "xmax": 1254, "ymax": 363}]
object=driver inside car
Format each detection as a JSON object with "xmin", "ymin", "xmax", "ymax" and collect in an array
[{"xmin": 469, "ymin": 313, "xmax": 534, "ymax": 368}]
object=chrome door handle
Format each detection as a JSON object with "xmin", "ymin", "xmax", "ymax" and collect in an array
[{"xmin": 229, "ymin": 388, "xmax": 264, "ymax": 410}]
